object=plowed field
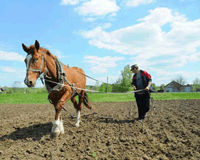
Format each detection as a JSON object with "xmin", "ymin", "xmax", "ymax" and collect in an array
[{"xmin": 0, "ymin": 100, "xmax": 200, "ymax": 159}]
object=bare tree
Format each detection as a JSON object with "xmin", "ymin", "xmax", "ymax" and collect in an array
[
  {"xmin": 171, "ymin": 75, "xmax": 187, "ymax": 91},
  {"xmin": 12, "ymin": 81, "xmax": 21, "ymax": 93},
  {"xmin": 174, "ymin": 75, "xmax": 187, "ymax": 85}
]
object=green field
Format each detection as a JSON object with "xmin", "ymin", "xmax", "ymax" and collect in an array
[{"xmin": 0, "ymin": 92, "xmax": 200, "ymax": 104}]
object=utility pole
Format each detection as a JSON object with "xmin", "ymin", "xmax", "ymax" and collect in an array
[
  {"xmin": 24, "ymin": 85, "xmax": 26, "ymax": 94},
  {"xmin": 106, "ymin": 77, "xmax": 108, "ymax": 94}
]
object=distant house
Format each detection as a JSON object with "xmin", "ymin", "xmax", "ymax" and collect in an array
[
  {"xmin": 164, "ymin": 81, "xmax": 193, "ymax": 92},
  {"xmin": 183, "ymin": 84, "xmax": 193, "ymax": 92},
  {"xmin": 196, "ymin": 88, "xmax": 200, "ymax": 92}
]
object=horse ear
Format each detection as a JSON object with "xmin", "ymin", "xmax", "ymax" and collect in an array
[
  {"xmin": 35, "ymin": 40, "xmax": 40, "ymax": 51},
  {"xmin": 22, "ymin": 43, "xmax": 29, "ymax": 53}
]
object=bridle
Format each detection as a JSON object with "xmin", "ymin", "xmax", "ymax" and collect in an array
[{"xmin": 26, "ymin": 55, "xmax": 46, "ymax": 76}]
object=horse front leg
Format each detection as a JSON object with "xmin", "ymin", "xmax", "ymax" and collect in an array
[
  {"xmin": 51, "ymin": 91, "xmax": 70, "ymax": 138},
  {"xmin": 51, "ymin": 103, "xmax": 64, "ymax": 137}
]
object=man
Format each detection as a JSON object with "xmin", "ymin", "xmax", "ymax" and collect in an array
[{"xmin": 131, "ymin": 64, "xmax": 152, "ymax": 122}]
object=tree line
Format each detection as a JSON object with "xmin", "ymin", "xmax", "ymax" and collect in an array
[{"xmin": 89, "ymin": 65, "xmax": 200, "ymax": 93}]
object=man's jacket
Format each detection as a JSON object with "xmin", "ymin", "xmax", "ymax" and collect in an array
[{"xmin": 131, "ymin": 70, "xmax": 153, "ymax": 94}]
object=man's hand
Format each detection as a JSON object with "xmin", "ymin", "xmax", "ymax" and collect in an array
[
  {"xmin": 145, "ymin": 86, "xmax": 150, "ymax": 92},
  {"xmin": 133, "ymin": 85, "xmax": 136, "ymax": 91}
]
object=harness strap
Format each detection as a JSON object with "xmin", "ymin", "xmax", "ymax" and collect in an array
[
  {"xmin": 39, "ymin": 58, "xmax": 87, "ymax": 101},
  {"xmin": 43, "ymin": 59, "xmax": 72, "ymax": 94}
]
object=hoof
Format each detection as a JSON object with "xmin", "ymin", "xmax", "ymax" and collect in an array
[
  {"xmin": 50, "ymin": 132, "xmax": 60, "ymax": 139},
  {"xmin": 75, "ymin": 123, "xmax": 80, "ymax": 127}
]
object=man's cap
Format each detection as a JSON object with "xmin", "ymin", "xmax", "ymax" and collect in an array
[{"xmin": 130, "ymin": 64, "xmax": 138, "ymax": 71}]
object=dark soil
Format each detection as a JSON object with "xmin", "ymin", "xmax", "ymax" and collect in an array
[{"xmin": 0, "ymin": 100, "xmax": 200, "ymax": 159}]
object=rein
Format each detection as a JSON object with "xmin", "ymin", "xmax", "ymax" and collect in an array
[
  {"xmin": 127, "ymin": 89, "xmax": 145, "ymax": 93},
  {"xmin": 37, "ymin": 56, "xmax": 99, "ymax": 93},
  {"xmin": 42, "ymin": 78, "xmax": 99, "ymax": 93},
  {"xmin": 28, "ymin": 55, "xmax": 144, "ymax": 94}
]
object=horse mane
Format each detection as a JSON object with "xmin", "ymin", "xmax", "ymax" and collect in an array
[
  {"xmin": 40, "ymin": 47, "xmax": 69, "ymax": 68},
  {"xmin": 40, "ymin": 47, "xmax": 58, "ymax": 60},
  {"xmin": 37, "ymin": 46, "xmax": 68, "ymax": 68}
]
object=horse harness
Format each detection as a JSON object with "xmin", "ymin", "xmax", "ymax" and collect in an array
[
  {"xmin": 33, "ymin": 56, "xmax": 78, "ymax": 101},
  {"xmin": 26, "ymin": 55, "xmax": 46, "ymax": 75}
]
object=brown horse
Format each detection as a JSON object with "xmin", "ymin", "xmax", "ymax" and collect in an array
[{"xmin": 22, "ymin": 40, "xmax": 92, "ymax": 138}]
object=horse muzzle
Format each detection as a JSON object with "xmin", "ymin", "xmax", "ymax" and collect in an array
[{"xmin": 24, "ymin": 78, "xmax": 36, "ymax": 87}]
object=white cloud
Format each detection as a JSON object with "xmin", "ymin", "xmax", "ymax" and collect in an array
[
  {"xmin": 75, "ymin": 0, "xmax": 120, "ymax": 16},
  {"xmin": 109, "ymin": 13, "xmax": 117, "ymax": 17},
  {"xmin": 1, "ymin": 67, "xmax": 17, "ymax": 73},
  {"xmin": 44, "ymin": 45, "xmax": 70, "ymax": 59},
  {"xmin": 101, "ymin": 23, "xmax": 112, "ymax": 29},
  {"xmin": 61, "ymin": 0, "xmax": 120, "ymax": 21},
  {"xmin": 0, "ymin": 66, "xmax": 26, "ymax": 83},
  {"xmin": 153, "ymin": 69, "xmax": 200, "ymax": 85},
  {"xmin": 138, "ymin": 7, "xmax": 174, "ymax": 25},
  {"xmin": 84, "ymin": 56, "xmax": 124, "ymax": 73},
  {"xmin": 0, "ymin": 51, "xmax": 24, "ymax": 61},
  {"xmin": 81, "ymin": 7, "xmax": 200, "ymax": 72},
  {"xmin": 86, "ymin": 75, "xmax": 119, "ymax": 85},
  {"xmin": 60, "ymin": 0, "xmax": 80, "ymax": 5},
  {"xmin": 0, "ymin": 66, "xmax": 45, "ymax": 87},
  {"xmin": 126, "ymin": 0, "xmax": 156, "ymax": 7},
  {"xmin": 83, "ymin": 17, "xmax": 97, "ymax": 22}
]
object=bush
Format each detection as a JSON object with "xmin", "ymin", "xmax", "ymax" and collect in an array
[{"xmin": 7, "ymin": 88, "xmax": 14, "ymax": 94}]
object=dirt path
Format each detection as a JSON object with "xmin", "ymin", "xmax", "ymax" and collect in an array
[{"xmin": 0, "ymin": 100, "xmax": 199, "ymax": 159}]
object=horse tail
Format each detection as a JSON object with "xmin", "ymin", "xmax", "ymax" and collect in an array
[{"xmin": 83, "ymin": 92, "xmax": 95, "ymax": 110}]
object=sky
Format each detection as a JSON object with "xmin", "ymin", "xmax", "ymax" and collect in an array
[{"xmin": 0, "ymin": 0, "xmax": 200, "ymax": 88}]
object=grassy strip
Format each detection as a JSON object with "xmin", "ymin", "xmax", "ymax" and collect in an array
[
  {"xmin": 88, "ymin": 92, "xmax": 200, "ymax": 102},
  {"xmin": 0, "ymin": 92, "xmax": 199, "ymax": 104},
  {"xmin": 0, "ymin": 93, "xmax": 49, "ymax": 104},
  {"xmin": 151, "ymin": 92, "xmax": 200, "ymax": 100}
]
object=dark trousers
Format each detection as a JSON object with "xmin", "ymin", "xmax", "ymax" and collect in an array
[{"xmin": 135, "ymin": 93, "xmax": 150, "ymax": 119}]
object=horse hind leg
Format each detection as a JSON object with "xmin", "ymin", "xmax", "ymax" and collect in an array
[
  {"xmin": 71, "ymin": 97, "xmax": 81, "ymax": 127},
  {"xmin": 59, "ymin": 115, "xmax": 64, "ymax": 134},
  {"xmin": 74, "ymin": 91, "xmax": 94, "ymax": 127},
  {"xmin": 75, "ymin": 109, "xmax": 81, "ymax": 127}
]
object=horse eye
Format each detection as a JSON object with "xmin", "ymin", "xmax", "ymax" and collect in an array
[{"xmin": 34, "ymin": 58, "xmax": 38, "ymax": 62}]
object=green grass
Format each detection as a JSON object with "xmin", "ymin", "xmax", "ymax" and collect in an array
[
  {"xmin": 88, "ymin": 92, "xmax": 200, "ymax": 102},
  {"xmin": 151, "ymin": 92, "xmax": 200, "ymax": 100},
  {"xmin": 0, "ymin": 93, "xmax": 49, "ymax": 104},
  {"xmin": 0, "ymin": 92, "xmax": 199, "ymax": 104}
]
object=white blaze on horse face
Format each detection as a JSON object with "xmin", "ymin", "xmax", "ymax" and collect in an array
[
  {"xmin": 75, "ymin": 110, "xmax": 81, "ymax": 127},
  {"xmin": 24, "ymin": 54, "xmax": 32, "ymax": 84},
  {"xmin": 26, "ymin": 54, "xmax": 32, "ymax": 69}
]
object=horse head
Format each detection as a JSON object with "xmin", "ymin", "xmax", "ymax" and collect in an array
[{"xmin": 22, "ymin": 40, "xmax": 45, "ymax": 87}]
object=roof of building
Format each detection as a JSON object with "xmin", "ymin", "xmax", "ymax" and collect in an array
[
  {"xmin": 165, "ymin": 81, "xmax": 181, "ymax": 87},
  {"xmin": 165, "ymin": 81, "xmax": 192, "ymax": 88}
]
